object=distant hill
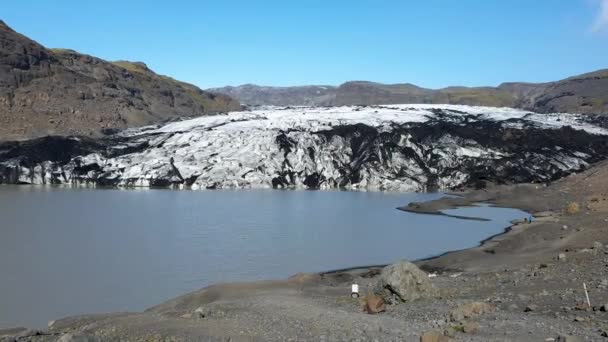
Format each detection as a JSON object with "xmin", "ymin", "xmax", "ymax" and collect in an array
[
  {"xmin": 0, "ymin": 20, "xmax": 242, "ymax": 141},
  {"xmin": 207, "ymin": 84, "xmax": 337, "ymax": 107},
  {"xmin": 210, "ymin": 71, "xmax": 608, "ymax": 115}
]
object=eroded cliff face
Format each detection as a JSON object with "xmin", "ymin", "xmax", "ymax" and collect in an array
[{"xmin": 1, "ymin": 105, "xmax": 608, "ymax": 191}]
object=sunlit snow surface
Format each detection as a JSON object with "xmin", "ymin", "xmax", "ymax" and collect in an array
[
  {"xmin": 121, "ymin": 104, "xmax": 608, "ymax": 137},
  {"xmin": 8, "ymin": 105, "xmax": 608, "ymax": 191}
]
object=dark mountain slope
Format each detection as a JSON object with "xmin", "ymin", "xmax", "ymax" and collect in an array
[
  {"xmin": 0, "ymin": 20, "xmax": 241, "ymax": 141},
  {"xmin": 207, "ymin": 84, "xmax": 337, "ymax": 106}
]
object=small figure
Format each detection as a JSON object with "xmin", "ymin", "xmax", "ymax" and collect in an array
[{"xmin": 351, "ymin": 284, "xmax": 360, "ymax": 298}]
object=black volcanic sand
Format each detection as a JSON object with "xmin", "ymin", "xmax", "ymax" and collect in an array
[{"xmin": 3, "ymin": 163, "xmax": 608, "ymax": 341}]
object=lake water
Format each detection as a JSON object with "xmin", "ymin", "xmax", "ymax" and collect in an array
[{"xmin": 0, "ymin": 186, "xmax": 526, "ymax": 328}]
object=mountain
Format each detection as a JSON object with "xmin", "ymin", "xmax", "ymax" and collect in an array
[
  {"xmin": 209, "ymin": 71, "xmax": 608, "ymax": 115},
  {"xmin": 0, "ymin": 20, "xmax": 242, "ymax": 141},
  {"xmin": 207, "ymin": 84, "xmax": 336, "ymax": 107},
  {"xmin": 2, "ymin": 105, "xmax": 608, "ymax": 191}
]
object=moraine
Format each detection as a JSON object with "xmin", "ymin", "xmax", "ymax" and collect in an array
[{"xmin": 1, "ymin": 104, "xmax": 608, "ymax": 192}]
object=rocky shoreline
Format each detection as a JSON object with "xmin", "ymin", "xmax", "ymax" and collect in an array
[{"xmin": 2, "ymin": 161, "xmax": 608, "ymax": 341}]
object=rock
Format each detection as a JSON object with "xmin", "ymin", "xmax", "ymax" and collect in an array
[
  {"xmin": 376, "ymin": 260, "xmax": 437, "ymax": 303},
  {"xmin": 600, "ymin": 303, "xmax": 608, "ymax": 312},
  {"xmin": 574, "ymin": 302, "xmax": 591, "ymax": 311},
  {"xmin": 449, "ymin": 302, "xmax": 495, "ymax": 322},
  {"xmin": 555, "ymin": 335, "xmax": 582, "ymax": 342},
  {"xmin": 593, "ymin": 241, "xmax": 604, "ymax": 249},
  {"xmin": 57, "ymin": 332, "xmax": 96, "ymax": 342},
  {"xmin": 558, "ymin": 253, "xmax": 566, "ymax": 261},
  {"xmin": 562, "ymin": 225, "xmax": 568, "ymax": 230},
  {"xmin": 364, "ymin": 295, "xmax": 386, "ymax": 314},
  {"xmin": 565, "ymin": 202, "xmax": 580, "ymax": 214},
  {"xmin": 194, "ymin": 306, "xmax": 207, "ymax": 319},
  {"xmin": 508, "ymin": 303, "xmax": 519, "ymax": 310},
  {"xmin": 180, "ymin": 313, "xmax": 193, "ymax": 319},
  {"xmin": 462, "ymin": 322, "xmax": 479, "ymax": 334},
  {"xmin": 573, "ymin": 316, "xmax": 586, "ymax": 322},
  {"xmin": 420, "ymin": 330, "xmax": 451, "ymax": 342},
  {"xmin": 524, "ymin": 304, "xmax": 538, "ymax": 312}
]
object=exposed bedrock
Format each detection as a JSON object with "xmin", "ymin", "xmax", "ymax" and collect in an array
[{"xmin": 1, "ymin": 105, "xmax": 608, "ymax": 191}]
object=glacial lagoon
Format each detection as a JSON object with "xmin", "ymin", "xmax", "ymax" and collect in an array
[{"xmin": 0, "ymin": 186, "xmax": 526, "ymax": 327}]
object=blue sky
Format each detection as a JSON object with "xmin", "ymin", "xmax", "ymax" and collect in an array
[{"xmin": 3, "ymin": 0, "xmax": 608, "ymax": 89}]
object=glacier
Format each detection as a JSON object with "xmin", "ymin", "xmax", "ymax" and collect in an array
[{"xmin": 1, "ymin": 104, "xmax": 608, "ymax": 192}]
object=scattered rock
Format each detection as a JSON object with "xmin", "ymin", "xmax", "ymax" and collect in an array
[
  {"xmin": 376, "ymin": 260, "xmax": 437, "ymax": 303},
  {"xmin": 462, "ymin": 322, "xmax": 479, "ymax": 334},
  {"xmin": 194, "ymin": 306, "xmax": 207, "ymax": 319},
  {"xmin": 364, "ymin": 294, "xmax": 386, "ymax": 314},
  {"xmin": 565, "ymin": 202, "xmax": 580, "ymax": 214},
  {"xmin": 593, "ymin": 241, "xmax": 604, "ymax": 250},
  {"xmin": 573, "ymin": 316, "xmax": 586, "ymax": 322},
  {"xmin": 57, "ymin": 332, "xmax": 97, "ymax": 342},
  {"xmin": 575, "ymin": 302, "xmax": 591, "ymax": 311},
  {"xmin": 600, "ymin": 303, "xmax": 608, "ymax": 312},
  {"xmin": 558, "ymin": 253, "xmax": 567, "ymax": 261},
  {"xmin": 449, "ymin": 302, "xmax": 495, "ymax": 322},
  {"xmin": 555, "ymin": 335, "xmax": 582, "ymax": 342},
  {"xmin": 420, "ymin": 330, "xmax": 451, "ymax": 342},
  {"xmin": 562, "ymin": 225, "xmax": 568, "ymax": 230},
  {"xmin": 524, "ymin": 304, "xmax": 538, "ymax": 312}
]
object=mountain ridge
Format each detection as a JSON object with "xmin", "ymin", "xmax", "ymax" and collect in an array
[
  {"xmin": 209, "ymin": 69, "xmax": 608, "ymax": 114},
  {"xmin": 0, "ymin": 20, "xmax": 242, "ymax": 141}
]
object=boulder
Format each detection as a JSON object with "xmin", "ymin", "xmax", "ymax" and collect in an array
[
  {"xmin": 364, "ymin": 295, "xmax": 386, "ymax": 314},
  {"xmin": 194, "ymin": 306, "xmax": 207, "ymax": 319},
  {"xmin": 376, "ymin": 260, "xmax": 437, "ymax": 303},
  {"xmin": 420, "ymin": 331, "xmax": 451, "ymax": 342},
  {"xmin": 450, "ymin": 302, "xmax": 495, "ymax": 322}
]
